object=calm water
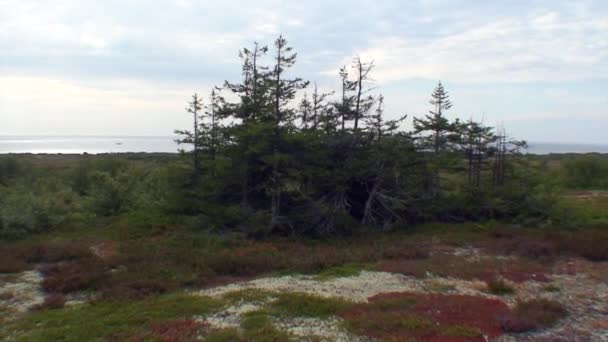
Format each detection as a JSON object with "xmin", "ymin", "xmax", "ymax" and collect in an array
[
  {"xmin": 1, "ymin": 136, "xmax": 607, "ymax": 155},
  {"xmin": 0, "ymin": 136, "xmax": 180, "ymax": 154}
]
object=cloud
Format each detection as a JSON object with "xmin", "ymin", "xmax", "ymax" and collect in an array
[
  {"xmin": 1, "ymin": 0, "xmax": 607, "ymax": 140},
  {"xmin": 326, "ymin": 9, "xmax": 608, "ymax": 83}
]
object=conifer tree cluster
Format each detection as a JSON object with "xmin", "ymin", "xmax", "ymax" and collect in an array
[{"xmin": 175, "ymin": 36, "xmax": 537, "ymax": 236}]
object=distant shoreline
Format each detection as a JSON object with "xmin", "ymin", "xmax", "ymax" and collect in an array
[{"xmin": 1, "ymin": 135, "xmax": 608, "ymax": 155}]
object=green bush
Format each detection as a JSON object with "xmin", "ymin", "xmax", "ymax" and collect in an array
[{"xmin": 563, "ymin": 155, "xmax": 608, "ymax": 190}]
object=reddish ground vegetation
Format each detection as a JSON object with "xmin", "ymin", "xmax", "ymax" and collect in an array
[
  {"xmin": 33, "ymin": 294, "xmax": 66, "ymax": 310},
  {"xmin": 89, "ymin": 241, "xmax": 118, "ymax": 260},
  {"xmin": 556, "ymin": 231, "xmax": 608, "ymax": 262},
  {"xmin": 0, "ymin": 254, "xmax": 28, "ymax": 273},
  {"xmin": 130, "ymin": 320, "xmax": 209, "ymax": 342},
  {"xmin": 341, "ymin": 292, "xmax": 512, "ymax": 341},
  {"xmin": 0, "ymin": 240, "xmax": 92, "ymax": 274},
  {"xmin": 500, "ymin": 299, "xmax": 567, "ymax": 333},
  {"xmin": 205, "ymin": 243, "xmax": 280, "ymax": 277},
  {"xmin": 18, "ymin": 241, "xmax": 93, "ymax": 264},
  {"xmin": 485, "ymin": 228, "xmax": 608, "ymax": 262},
  {"xmin": 100, "ymin": 279, "xmax": 172, "ymax": 301},
  {"xmin": 40, "ymin": 258, "xmax": 108, "ymax": 294},
  {"xmin": 376, "ymin": 253, "xmax": 548, "ymax": 283}
]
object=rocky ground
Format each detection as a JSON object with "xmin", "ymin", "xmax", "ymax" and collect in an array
[{"xmin": 1, "ymin": 245, "xmax": 607, "ymax": 341}]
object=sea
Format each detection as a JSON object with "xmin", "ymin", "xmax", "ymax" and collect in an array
[{"xmin": 1, "ymin": 135, "xmax": 607, "ymax": 155}]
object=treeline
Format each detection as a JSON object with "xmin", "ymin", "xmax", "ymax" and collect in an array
[
  {"xmin": 1, "ymin": 37, "xmax": 579, "ymax": 240},
  {"xmin": 172, "ymin": 36, "xmax": 552, "ymax": 236}
]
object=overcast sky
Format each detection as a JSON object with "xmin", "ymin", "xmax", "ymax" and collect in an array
[{"xmin": 1, "ymin": 0, "xmax": 607, "ymax": 143}]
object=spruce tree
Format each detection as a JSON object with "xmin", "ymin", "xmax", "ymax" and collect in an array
[
  {"xmin": 413, "ymin": 81, "xmax": 454, "ymax": 154},
  {"xmin": 413, "ymin": 81, "xmax": 458, "ymax": 198},
  {"xmin": 310, "ymin": 83, "xmax": 334, "ymax": 130},
  {"xmin": 175, "ymin": 93, "xmax": 204, "ymax": 173},
  {"xmin": 336, "ymin": 66, "xmax": 355, "ymax": 131},
  {"xmin": 268, "ymin": 35, "xmax": 308, "ymax": 227},
  {"xmin": 351, "ymin": 56, "xmax": 375, "ymax": 130}
]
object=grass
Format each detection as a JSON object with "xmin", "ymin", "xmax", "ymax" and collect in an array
[
  {"xmin": 314, "ymin": 262, "xmax": 368, "ymax": 280},
  {"xmin": 441, "ymin": 325, "xmax": 483, "ymax": 337},
  {"xmin": 137, "ymin": 319, "xmax": 209, "ymax": 342},
  {"xmin": 0, "ymin": 293, "xmax": 224, "ymax": 341},
  {"xmin": 425, "ymin": 280, "xmax": 457, "ymax": 293},
  {"xmin": 268, "ymin": 292, "xmax": 354, "ymax": 318},
  {"xmin": 222, "ymin": 288, "xmax": 275, "ymax": 304},
  {"xmin": 240, "ymin": 310, "xmax": 292, "ymax": 341},
  {"xmin": 561, "ymin": 195, "xmax": 608, "ymax": 227}
]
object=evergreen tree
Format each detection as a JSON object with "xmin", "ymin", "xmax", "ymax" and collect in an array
[
  {"xmin": 413, "ymin": 81, "xmax": 454, "ymax": 154},
  {"xmin": 366, "ymin": 95, "xmax": 407, "ymax": 140},
  {"xmin": 459, "ymin": 119, "xmax": 497, "ymax": 189},
  {"xmin": 336, "ymin": 66, "xmax": 355, "ymax": 131},
  {"xmin": 413, "ymin": 81, "xmax": 458, "ymax": 198},
  {"xmin": 351, "ymin": 56, "xmax": 375, "ymax": 130},
  {"xmin": 222, "ymin": 42, "xmax": 272, "ymax": 213},
  {"xmin": 268, "ymin": 35, "xmax": 308, "ymax": 228},
  {"xmin": 175, "ymin": 93, "xmax": 204, "ymax": 173},
  {"xmin": 310, "ymin": 83, "xmax": 334, "ymax": 130},
  {"xmin": 298, "ymin": 93, "xmax": 312, "ymax": 129}
]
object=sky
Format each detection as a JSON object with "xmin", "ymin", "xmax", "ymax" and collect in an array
[{"xmin": 1, "ymin": 0, "xmax": 607, "ymax": 143}]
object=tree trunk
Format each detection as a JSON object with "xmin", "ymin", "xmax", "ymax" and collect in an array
[{"xmin": 362, "ymin": 180, "xmax": 381, "ymax": 225}]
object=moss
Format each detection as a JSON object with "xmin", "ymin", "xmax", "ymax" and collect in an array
[
  {"xmin": 425, "ymin": 281, "xmax": 456, "ymax": 293},
  {"xmin": 205, "ymin": 328, "xmax": 246, "ymax": 342},
  {"xmin": 441, "ymin": 325, "xmax": 482, "ymax": 337},
  {"xmin": 240, "ymin": 310, "xmax": 292, "ymax": 341},
  {"xmin": 222, "ymin": 288, "xmax": 275, "ymax": 304},
  {"xmin": 0, "ymin": 293, "xmax": 224, "ymax": 341},
  {"xmin": 314, "ymin": 263, "xmax": 368, "ymax": 280},
  {"xmin": 366, "ymin": 295, "xmax": 417, "ymax": 311},
  {"xmin": 268, "ymin": 292, "xmax": 353, "ymax": 318},
  {"xmin": 543, "ymin": 284, "xmax": 561, "ymax": 292}
]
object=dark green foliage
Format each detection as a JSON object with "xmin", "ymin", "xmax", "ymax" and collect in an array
[
  {"xmin": 0, "ymin": 293, "xmax": 224, "ymax": 341},
  {"xmin": 562, "ymin": 155, "xmax": 608, "ymax": 189},
  {"xmin": 0, "ymin": 37, "xmax": 571, "ymax": 240}
]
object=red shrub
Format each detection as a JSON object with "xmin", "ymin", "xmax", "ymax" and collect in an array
[
  {"xmin": 557, "ymin": 232, "xmax": 608, "ymax": 261},
  {"xmin": 500, "ymin": 299, "xmax": 567, "ymax": 333},
  {"xmin": 145, "ymin": 320, "xmax": 208, "ymax": 342},
  {"xmin": 101, "ymin": 279, "xmax": 171, "ymax": 301},
  {"xmin": 341, "ymin": 292, "xmax": 512, "ymax": 341},
  {"xmin": 40, "ymin": 259, "xmax": 108, "ymax": 294},
  {"xmin": 0, "ymin": 254, "xmax": 28, "ymax": 273},
  {"xmin": 20, "ymin": 241, "xmax": 92, "ymax": 263},
  {"xmin": 485, "ymin": 237, "xmax": 557, "ymax": 260},
  {"xmin": 381, "ymin": 243, "xmax": 430, "ymax": 260},
  {"xmin": 33, "ymin": 294, "xmax": 66, "ymax": 310},
  {"xmin": 376, "ymin": 254, "xmax": 548, "ymax": 283},
  {"xmin": 205, "ymin": 243, "xmax": 281, "ymax": 277}
]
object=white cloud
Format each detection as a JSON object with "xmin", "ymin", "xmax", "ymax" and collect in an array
[
  {"xmin": 325, "ymin": 9, "xmax": 608, "ymax": 83},
  {"xmin": 1, "ymin": 0, "xmax": 607, "ymax": 141}
]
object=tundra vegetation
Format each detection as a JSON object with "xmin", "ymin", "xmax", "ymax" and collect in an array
[{"xmin": 1, "ymin": 36, "xmax": 607, "ymax": 341}]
